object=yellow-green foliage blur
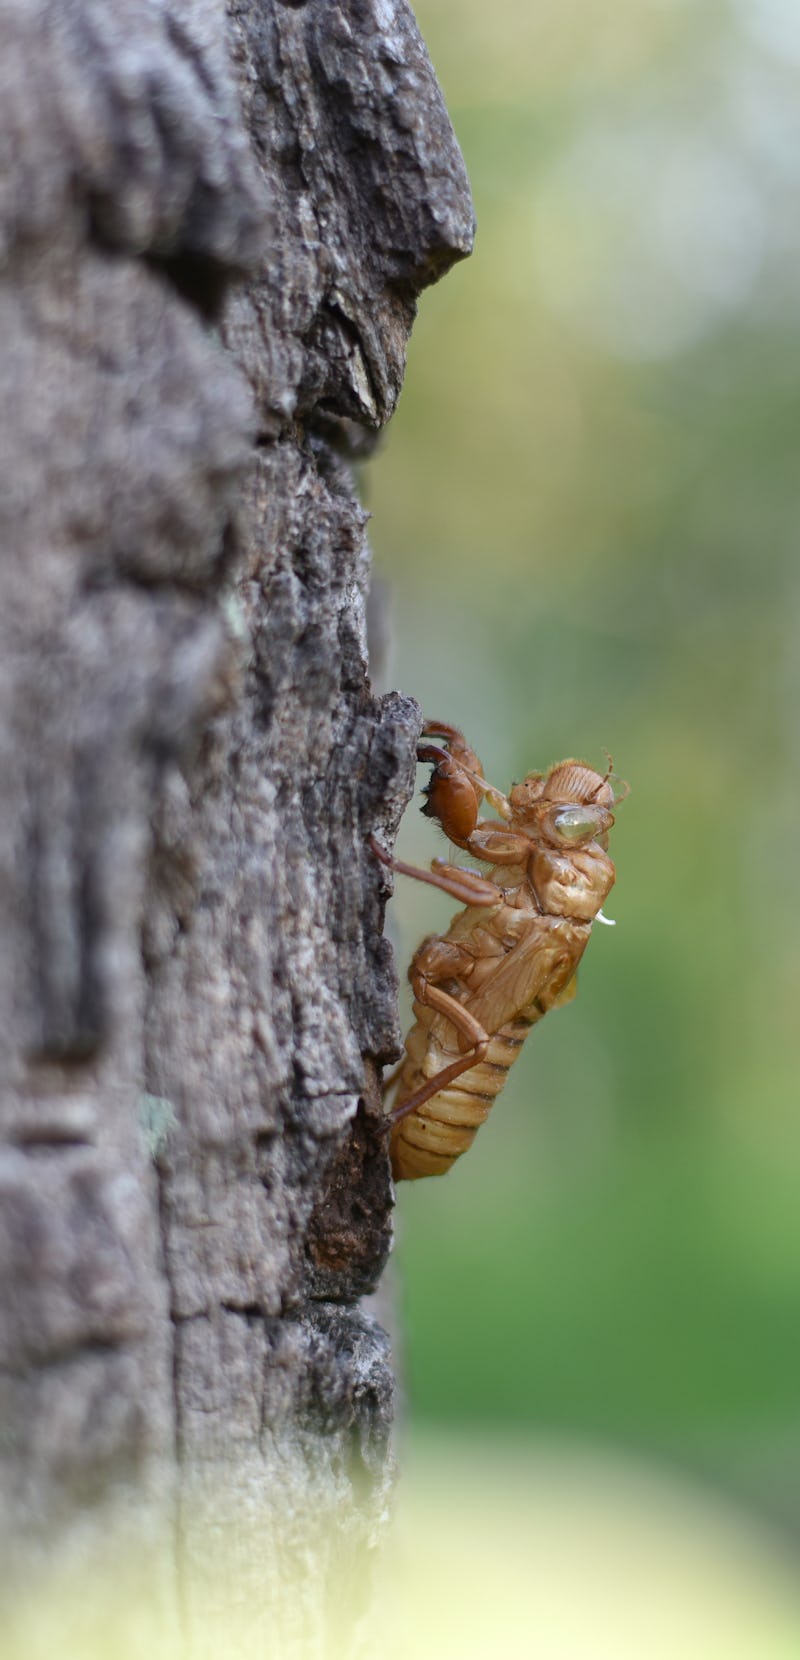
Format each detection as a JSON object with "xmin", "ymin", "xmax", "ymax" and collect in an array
[
  {"xmin": 5, "ymin": 1450, "xmax": 800, "ymax": 1660},
  {"xmin": 371, "ymin": 0, "xmax": 800, "ymax": 1534}
]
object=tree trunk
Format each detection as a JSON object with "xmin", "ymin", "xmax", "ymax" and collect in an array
[{"xmin": 0, "ymin": 0, "xmax": 473, "ymax": 1649}]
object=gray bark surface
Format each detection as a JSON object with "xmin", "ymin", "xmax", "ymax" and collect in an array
[{"xmin": 0, "ymin": 0, "xmax": 473, "ymax": 1647}]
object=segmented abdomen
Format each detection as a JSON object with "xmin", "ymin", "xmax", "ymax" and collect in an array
[{"xmin": 389, "ymin": 1009, "xmax": 540, "ymax": 1181}]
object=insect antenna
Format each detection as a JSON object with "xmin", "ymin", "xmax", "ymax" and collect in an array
[{"xmin": 600, "ymin": 747, "xmax": 629, "ymax": 805}]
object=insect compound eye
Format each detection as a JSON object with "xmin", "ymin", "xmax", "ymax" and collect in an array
[{"xmin": 550, "ymin": 805, "xmax": 603, "ymax": 844}]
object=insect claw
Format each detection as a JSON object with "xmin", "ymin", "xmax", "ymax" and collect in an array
[{"xmin": 595, "ymin": 909, "xmax": 616, "ymax": 926}]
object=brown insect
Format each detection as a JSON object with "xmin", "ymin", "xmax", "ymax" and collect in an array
[{"xmin": 372, "ymin": 721, "xmax": 623, "ymax": 1181}]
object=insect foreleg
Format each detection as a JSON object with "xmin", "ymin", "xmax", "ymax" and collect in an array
[
  {"xmin": 418, "ymin": 721, "xmax": 513, "ymax": 849},
  {"xmin": 421, "ymin": 721, "xmax": 512, "ymax": 822},
  {"xmin": 420, "ymin": 720, "xmax": 484, "ymax": 774},
  {"xmin": 388, "ymin": 977, "xmax": 490, "ymax": 1128}
]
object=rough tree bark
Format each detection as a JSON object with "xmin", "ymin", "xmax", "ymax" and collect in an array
[{"xmin": 0, "ymin": 0, "xmax": 473, "ymax": 1650}]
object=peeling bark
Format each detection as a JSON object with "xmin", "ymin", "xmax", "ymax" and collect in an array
[{"xmin": 0, "ymin": 0, "xmax": 473, "ymax": 1644}]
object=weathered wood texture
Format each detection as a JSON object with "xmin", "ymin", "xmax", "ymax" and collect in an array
[{"xmin": 0, "ymin": 0, "xmax": 473, "ymax": 1643}]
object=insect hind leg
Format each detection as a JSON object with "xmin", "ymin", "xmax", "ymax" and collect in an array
[{"xmin": 388, "ymin": 977, "xmax": 489, "ymax": 1128}]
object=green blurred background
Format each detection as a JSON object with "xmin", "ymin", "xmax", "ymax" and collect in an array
[{"xmin": 369, "ymin": 0, "xmax": 800, "ymax": 1530}]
